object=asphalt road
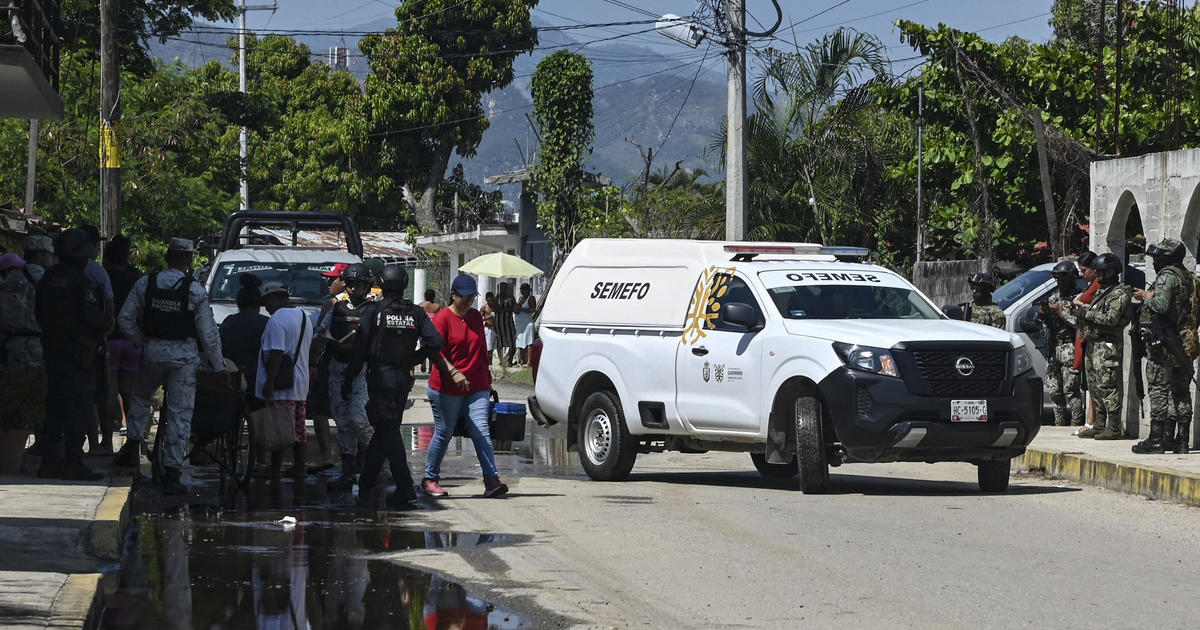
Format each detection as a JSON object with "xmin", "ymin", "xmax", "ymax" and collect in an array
[{"xmin": 388, "ymin": 424, "xmax": 1200, "ymax": 629}]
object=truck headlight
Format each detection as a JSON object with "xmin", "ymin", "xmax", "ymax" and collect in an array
[
  {"xmin": 833, "ymin": 342, "xmax": 900, "ymax": 378},
  {"xmin": 1013, "ymin": 345, "xmax": 1034, "ymax": 375}
]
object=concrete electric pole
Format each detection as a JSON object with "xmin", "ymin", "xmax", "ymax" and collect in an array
[
  {"xmin": 238, "ymin": 0, "xmax": 277, "ymax": 211},
  {"xmin": 725, "ymin": 0, "xmax": 747, "ymax": 241},
  {"xmin": 100, "ymin": 0, "xmax": 121, "ymax": 239}
]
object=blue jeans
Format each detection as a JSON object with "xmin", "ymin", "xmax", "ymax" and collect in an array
[{"xmin": 425, "ymin": 388, "xmax": 499, "ymax": 480}]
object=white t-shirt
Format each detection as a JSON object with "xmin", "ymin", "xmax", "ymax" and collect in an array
[{"xmin": 255, "ymin": 307, "xmax": 311, "ymax": 401}]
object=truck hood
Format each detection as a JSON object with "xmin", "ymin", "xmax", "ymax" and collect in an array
[{"xmin": 781, "ymin": 318, "xmax": 1020, "ymax": 348}]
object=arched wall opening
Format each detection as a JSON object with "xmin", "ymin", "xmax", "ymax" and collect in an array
[
  {"xmin": 1104, "ymin": 189, "xmax": 1142, "ymax": 265},
  {"xmin": 1179, "ymin": 182, "xmax": 1200, "ymax": 267}
]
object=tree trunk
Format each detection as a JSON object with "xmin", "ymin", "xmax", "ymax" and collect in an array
[
  {"xmin": 410, "ymin": 142, "xmax": 454, "ymax": 233},
  {"xmin": 953, "ymin": 51, "xmax": 995, "ymax": 272},
  {"xmin": 1033, "ymin": 110, "xmax": 1062, "ymax": 259}
]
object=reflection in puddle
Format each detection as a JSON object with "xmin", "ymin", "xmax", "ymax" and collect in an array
[{"xmin": 100, "ymin": 510, "xmax": 534, "ymax": 629}]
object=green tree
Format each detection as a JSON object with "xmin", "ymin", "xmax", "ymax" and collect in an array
[
  {"xmin": 61, "ymin": 0, "xmax": 237, "ymax": 75},
  {"xmin": 359, "ymin": 0, "xmax": 538, "ymax": 233},
  {"xmin": 530, "ymin": 50, "xmax": 595, "ymax": 252}
]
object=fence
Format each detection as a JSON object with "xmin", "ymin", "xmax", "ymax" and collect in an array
[{"xmin": 910, "ymin": 260, "xmax": 983, "ymax": 308}]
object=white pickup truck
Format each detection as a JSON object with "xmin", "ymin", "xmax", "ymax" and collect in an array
[
  {"xmin": 204, "ymin": 211, "xmax": 364, "ymax": 325},
  {"xmin": 528, "ymin": 239, "xmax": 1044, "ymax": 493}
]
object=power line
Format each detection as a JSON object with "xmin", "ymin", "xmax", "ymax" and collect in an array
[
  {"xmin": 597, "ymin": 0, "xmax": 663, "ymax": 20},
  {"xmin": 658, "ymin": 42, "xmax": 718, "ymax": 154}
]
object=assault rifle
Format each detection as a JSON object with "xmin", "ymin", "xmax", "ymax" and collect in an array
[
  {"xmin": 1148, "ymin": 313, "xmax": 1196, "ymax": 381},
  {"xmin": 1129, "ymin": 301, "xmax": 1146, "ymax": 400}
]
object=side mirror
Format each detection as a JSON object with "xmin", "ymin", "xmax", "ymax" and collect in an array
[
  {"xmin": 1019, "ymin": 319, "xmax": 1043, "ymax": 334},
  {"xmin": 942, "ymin": 304, "xmax": 965, "ymax": 320},
  {"xmin": 724, "ymin": 302, "xmax": 761, "ymax": 330}
]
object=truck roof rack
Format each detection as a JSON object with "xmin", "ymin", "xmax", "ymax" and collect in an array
[{"xmin": 218, "ymin": 211, "xmax": 363, "ymax": 257}]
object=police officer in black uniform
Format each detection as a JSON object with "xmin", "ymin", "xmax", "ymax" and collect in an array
[
  {"xmin": 342, "ymin": 264, "xmax": 461, "ymax": 508},
  {"xmin": 35, "ymin": 229, "xmax": 113, "ymax": 480}
]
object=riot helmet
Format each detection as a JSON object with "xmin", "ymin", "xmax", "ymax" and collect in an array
[
  {"xmin": 341, "ymin": 263, "xmax": 373, "ymax": 286},
  {"xmin": 379, "ymin": 264, "xmax": 408, "ymax": 294},
  {"xmin": 1092, "ymin": 252, "xmax": 1122, "ymax": 284},
  {"xmin": 1051, "ymin": 261, "xmax": 1077, "ymax": 293}
]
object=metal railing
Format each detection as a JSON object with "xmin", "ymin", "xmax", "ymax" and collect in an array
[{"xmin": 2, "ymin": 0, "xmax": 61, "ymax": 89}]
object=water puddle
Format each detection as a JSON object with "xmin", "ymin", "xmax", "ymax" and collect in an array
[{"xmin": 99, "ymin": 510, "xmax": 535, "ymax": 629}]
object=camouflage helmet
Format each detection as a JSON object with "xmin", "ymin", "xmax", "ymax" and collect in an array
[
  {"xmin": 1051, "ymin": 261, "xmax": 1077, "ymax": 278},
  {"xmin": 1146, "ymin": 238, "xmax": 1185, "ymax": 264},
  {"xmin": 968, "ymin": 272, "xmax": 995, "ymax": 290}
]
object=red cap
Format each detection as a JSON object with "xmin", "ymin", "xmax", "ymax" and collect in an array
[{"xmin": 322, "ymin": 263, "xmax": 350, "ymax": 278}]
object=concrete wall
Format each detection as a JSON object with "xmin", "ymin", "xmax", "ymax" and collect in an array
[
  {"xmin": 1090, "ymin": 148, "xmax": 1200, "ymax": 443},
  {"xmin": 911, "ymin": 260, "xmax": 983, "ymax": 308}
]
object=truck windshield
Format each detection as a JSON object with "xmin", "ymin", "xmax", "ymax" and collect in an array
[
  {"xmin": 209, "ymin": 262, "xmax": 336, "ymax": 304},
  {"xmin": 991, "ymin": 270, "xmax": 1051, "ymax": 310},
  {"xmin": 766, "ymin": 284, "xmax": 942, "ymax": 320}
]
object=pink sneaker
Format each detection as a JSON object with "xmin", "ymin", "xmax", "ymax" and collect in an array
[
  {"xmin": 483, "ymin": 477, "xmax": 508, "ymax": 498},
  {"xmin": 421, "ymin": 478, "xmax": 448, "ymax": 497}
]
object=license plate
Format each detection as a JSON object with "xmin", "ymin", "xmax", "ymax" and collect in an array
[{"xmin": 951, "ymin": 399, "xmax": 988, "ymax": 422}]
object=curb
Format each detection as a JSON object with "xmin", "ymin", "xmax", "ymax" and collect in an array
[
  {"xmin": 46, "ymin": 573, "xmax": 101, "ymax": 629},
  {"xmin": 1020, "ymin": 447, "xmax": 1200, "ymax": 507},
  {"xmin": 88, "ymin": 484, "xmax": 131, "ymax": 560}
]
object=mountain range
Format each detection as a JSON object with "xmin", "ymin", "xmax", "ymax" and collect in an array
[{"xmin": 152, "ymin": 17, "xmax": 729, "ymax": 191}]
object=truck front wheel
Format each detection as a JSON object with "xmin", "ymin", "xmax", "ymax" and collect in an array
[
  {"xmin": 794, "ymin": 395, "xmax": 830, "ymax": 493},
  {"xmin": 976, "ymin": 458, "xmax": 1011, "ymax": 492},
  {"xmin": 578, "ymin": 391, "xmax": 637, "ymax": 481}
]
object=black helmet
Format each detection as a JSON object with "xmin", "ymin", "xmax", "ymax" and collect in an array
[
  {"xmin": 379, "ymin": 264, "xmax": 408, "ymax": 293},
  {"xmin": 968, "ymin": 272, "xmax": 995, "ymax": 290},
  {"xmin": 55, "ymin": 229, "xmax": 92, "ymax": 258},
  {"xmin": 341, "ymin": 263, "xmax": 372, "ymax": 285},
  {"xmin": 1146, "ymin": 238, "xmax": 1185, "ymax": 264},
  {"xmin": 1051, "ymin": 261, "xmax": 1077, "ymax": 278},
  {"xmin": 1092, "ymin": 252, "xmax": 1122, "ymax": 272}
]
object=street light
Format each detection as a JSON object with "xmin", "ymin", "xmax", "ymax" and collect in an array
[{"xmin": 654, "ymin": 14, "xmax": 705, "ymax": 48}]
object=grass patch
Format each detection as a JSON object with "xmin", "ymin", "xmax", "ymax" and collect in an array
[{"xmin": 495, "ymin": 366, "xmax": 534, "ymax": 386}]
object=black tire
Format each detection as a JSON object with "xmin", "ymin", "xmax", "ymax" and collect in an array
[
  {"xmin": 577, "ymin": 391, "xmax": 637, "ymax": 481},
  {"xmin": 977, "ymin": 458, "xmax": 1011, "ymax": 492},
  {"xmin": 794, "ymin": 395, "xmax": 830, "ymax": 493},
  {"xmin": 750, "ymin": 452, "xmax": 798, "ymax": 478}
]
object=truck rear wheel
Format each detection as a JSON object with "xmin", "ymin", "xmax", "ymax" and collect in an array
[
  {"xmin": 976, "ymin": 459, "xmax": 1011, "ymax": 492},
  {"xmin": 794, "ymin": 395, "xmax": 830, "ymax": 493},
  {"xmin": 750, "ymin": 453, "xmax": 797, "ymax": 478},
  {"xmin": 578, "ymin": 391, "xmax": 637, "ymax": 481}
]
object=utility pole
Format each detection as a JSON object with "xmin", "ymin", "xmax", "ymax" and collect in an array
[
  {"xmin": 725, "ymin": 0, "xmax": 747, "ymax": 241},
  {"xmin": 25, "ymin": 119, "xmax": 38, "ymax": 220},
  {"xmin": 915, "ymin": 85, "xmax": 924, "ymax": 262},
  {"xmin": 100, "ymin": 0, "xmax": 121, "ymax": 239},
  {"xmin": 238, "ymin": 0, "xmax": 277, "ymax": 211}
]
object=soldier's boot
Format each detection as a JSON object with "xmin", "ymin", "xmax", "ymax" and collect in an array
[
  {"xmin": 1175, "ymin": 421, "xmax": 1191, "ymax": 454},
  {"xmin": 113, "ymin": 440, "xmax": 141, "ymax": 468},
  {"xmin": 161, "ymin": 467, "xmax": 186, "ymax": 496},
  {"xmin": 1159, "ymin": 420, "xmax": 1179, "ymax": 454},
  {"xmin": 1131, "ymin": 421, "xmax": 1165, "ymax": 454},
  {"xmin": 329, "ymin": 452, "xmax": 357, "ymax": 491}
]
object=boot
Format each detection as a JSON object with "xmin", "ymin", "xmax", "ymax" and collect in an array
[
  {"xmin": 1176, "ymin": 421, "xmax": 1191, "ymax": 454},
  {"xmin": 1131, "ymin": 421, "xmax": 1165, "ymax": 454},
  {"xmin": 113, "ymin": 439, "xmax": 141, "ymax": 468},
  {"xmin": 1160, "ymin": 420, "xmax": 1179, "ymax": 454},
  {"xmin": 161, "ymin": 467, "xmax": 186, "ymax": 496},
  {"xmin": 329, "ymin": 452, "xmax": 357, "ymax": 491}
]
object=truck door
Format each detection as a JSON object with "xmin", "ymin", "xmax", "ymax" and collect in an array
[{"xmin": 675, "ymin": 273, "xmax": 766, "ymax": 433}]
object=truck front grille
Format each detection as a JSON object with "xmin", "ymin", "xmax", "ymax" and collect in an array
[{"xmin": 910, "ymin": 349, "xmax": 1008, "ymax": 397}]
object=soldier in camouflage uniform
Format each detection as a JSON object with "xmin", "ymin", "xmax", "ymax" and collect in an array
[
  {"xmin": 1040, "ymin": 261, "xmax": 1085, "ymax": 426},
  {"xmin": 965, "ymin": 273, "xmax": 1006, "ymax": 329},
  {"xmin": 1072, "ymin": 253, "xmax": 1133, "ymax": 440},
  {"xmin": 1132, "ymin": 239, "xmax": 1195, "ymax": 454}
]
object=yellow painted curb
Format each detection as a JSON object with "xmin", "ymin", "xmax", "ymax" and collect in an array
[
  {"xmin": 88, "ymin": 485, "xmax": 131, "ymax": 560},
  {"xmin": 1020, "ymin": 447, "xmax": 1200, "ymax": 507},
  {"xmin": 46, "ymin": 573, "xmax": 101, "ymax": 629}
]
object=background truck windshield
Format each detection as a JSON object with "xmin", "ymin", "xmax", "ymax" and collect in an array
[
  {"xmin": 209, "ymin": 262, "xmax": 335, "ymax": 304},
  {"xmin": 767, "ymin": 284, "xmax": 942, "ymax": 320}
]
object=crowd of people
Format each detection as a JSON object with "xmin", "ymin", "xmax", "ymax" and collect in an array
[
  {"xmin": 967, "ymin": 239, "xmax": 1197, "ymax": 453},
  {"xmin": 0, "ymin": 229, "xmax": 517, "ymax": 506}
]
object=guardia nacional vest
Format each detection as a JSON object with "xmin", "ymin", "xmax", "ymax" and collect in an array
[{"xmin": 142, "ymin": 273, "xmax": 197, "ymax": 340}]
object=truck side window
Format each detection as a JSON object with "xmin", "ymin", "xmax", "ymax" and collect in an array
[{"xmin": 711, "ymin": 275, "xmax": 764, "ymax": 332}]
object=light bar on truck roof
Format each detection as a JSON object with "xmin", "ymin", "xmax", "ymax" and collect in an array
[
  {"xmin": 723, "ymin": 244, "xmax": 870, "ymax": 261},
  {"xmin": 819, "ymin": 246, "xmax": 870, "ymax": 258}
]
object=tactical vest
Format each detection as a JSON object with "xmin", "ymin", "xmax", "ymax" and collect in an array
[
  {"xmin": 330, "ymin": 298, "xmax": 367, "ymax": 361},
  {"xmin": 36, "ymin": 264, "xmax": 108, "ymax": 348},
  {"xmin": 0, "ymin": 267, "xmax": 39, "ymax": 335},
  {"xmin": 368, "ymin": 297, "xmax": 422, "ymax": 368},
  {"xmin": 142, "ymin": 273, "xmax": 197, "ymax": 340}
]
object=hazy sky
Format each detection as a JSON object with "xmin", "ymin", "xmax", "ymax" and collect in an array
[{"xmin": 241, "ymin": 0, "xmax": 1057, "ymax": 65}]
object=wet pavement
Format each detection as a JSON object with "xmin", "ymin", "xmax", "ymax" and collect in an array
[{"xmin": 99, "ymin": 398, "xmax": 583, "ymax": 630}]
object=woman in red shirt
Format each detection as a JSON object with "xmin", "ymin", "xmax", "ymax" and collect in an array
[{"xmin": 421, "ymin": 274, "xmax": 508, "ymax": 498}]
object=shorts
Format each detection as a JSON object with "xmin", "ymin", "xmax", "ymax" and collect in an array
[
  {"xmin": 269, "ymin": 399, "xmax": 308, "ymax": 444},
  {"xmin": 108, "ymin": 339, "xmax": 141, "ymax": 372},
  {"xmin": 485, "ymin": 327, "xmax": 496, "ymax": 351}
]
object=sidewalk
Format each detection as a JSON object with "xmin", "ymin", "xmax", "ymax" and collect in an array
[
  {"xmin": 0, "ymin": 456, "xmax": 131, "ymax": 629},
  {"xmin": 1019, "ymin": 426, "xmax": 1200, "ymax": 507}
]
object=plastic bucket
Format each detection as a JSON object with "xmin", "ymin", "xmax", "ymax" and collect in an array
[{"xmin": 491, "ymin": 401, "xmax": 527, "ymax": 442}]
